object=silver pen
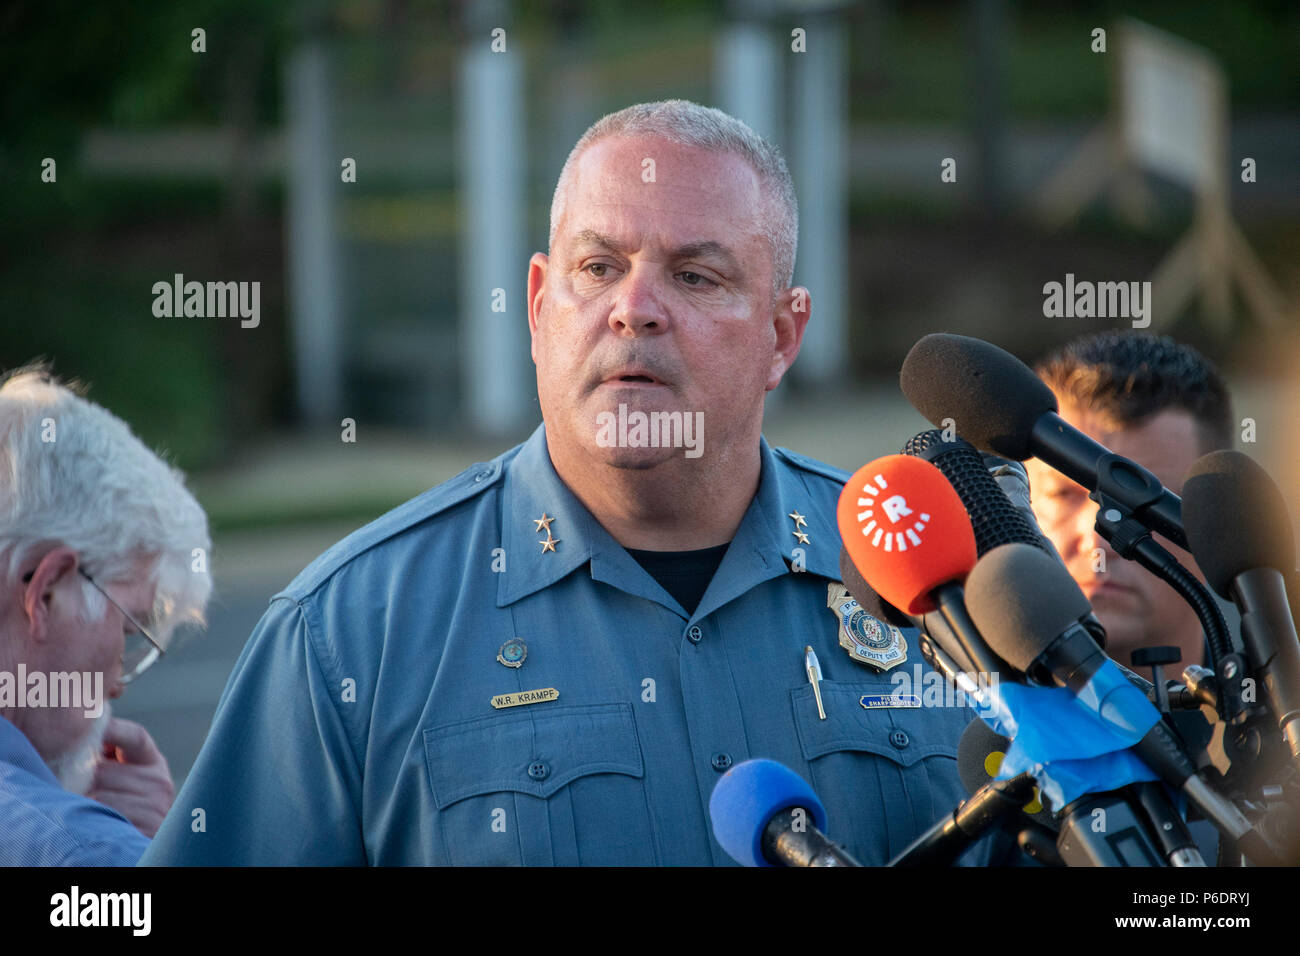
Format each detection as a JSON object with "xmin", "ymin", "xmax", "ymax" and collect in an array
[{"xmin": 804, "ymin": 645, "xmax": 826, "ymax": 720}]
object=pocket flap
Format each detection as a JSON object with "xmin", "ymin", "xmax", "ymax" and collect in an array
[
  {"xmin": 423, "ymin": 703, "xmax": 644, "ymax": 808},
  {"xmin": 792, "ymin": 681, "xmax": 967, "ymax": 768}
]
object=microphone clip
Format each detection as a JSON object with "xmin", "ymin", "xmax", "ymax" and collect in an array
[
  {"xmin": 1091, "ymin": 487, "xmax": 1156, "ymax": 562},
  {"xmin": 1130, "ymin": 646, "xmax": 1180, "ymax": 715},
  {"xmin": 1092, "ymin": 453, "xmax": 1173, "ymax": 545}
]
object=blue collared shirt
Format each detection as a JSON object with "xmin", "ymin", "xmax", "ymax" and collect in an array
[
  {"xmin": 0, "ymin": 715, "xmax": 150, "ymax": 866},
  {"xmin": 141, "ymin": 424, "xmax": 994, "ymax": 866}
]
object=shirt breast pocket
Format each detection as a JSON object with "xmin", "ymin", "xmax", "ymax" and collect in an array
[
  {"xmin": 790, "ymin": 680, "xmax": 973, "ymax": 865},
  {"xmin": 423, "ymin": 702, "xmax": 658, "ymax": 866}
]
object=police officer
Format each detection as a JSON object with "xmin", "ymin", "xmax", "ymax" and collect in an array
[{"xmin": 141, "ymin": 100, "xmax": 992, "ymax": 866}]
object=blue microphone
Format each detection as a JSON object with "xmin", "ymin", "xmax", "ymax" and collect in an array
[{"xmin": 709, "ymin": 758, "xmax": 859, "ymax": 867}]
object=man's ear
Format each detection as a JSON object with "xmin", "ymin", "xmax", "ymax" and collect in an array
[
  {"xmin": 767, "ymin": 285, "xmax": 812, "ymax": 392},
  {"xmin": 22, "ymin": 546, "xmax": 79, "ymax": 642},
  {"xmin": 527, "ymin": 252, "xmax": 549, "ymax": 363}
]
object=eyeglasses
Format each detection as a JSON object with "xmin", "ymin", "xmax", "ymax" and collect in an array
[
  {"xmin": 76, "ymin": 568, "xmax": 165, "ymax": 684},
  {"xmin": 20, "ymin": 565, "xmax": 167, "ymax": 684}
]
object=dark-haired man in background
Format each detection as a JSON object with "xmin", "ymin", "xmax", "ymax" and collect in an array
[{"xmin": 1027, "ymin": 331, "xmax": 1234, "ymax": 680}]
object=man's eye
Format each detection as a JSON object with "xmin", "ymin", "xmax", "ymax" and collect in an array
[
  {"xmin": 585, "ymin": 263, "xmax": 611, "ymax": 278},
  {"xmin": 678, "ymin": 271, "xmax": 713, "ymax": 287}
]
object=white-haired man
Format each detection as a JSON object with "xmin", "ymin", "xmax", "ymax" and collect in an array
[
  {"xmin": 144, "ymin": 101, "xmax": 1003, "ymax": 866},
  {"xmin": 0, "ymin": 368, "xmax": 211, "ymax": 865}
]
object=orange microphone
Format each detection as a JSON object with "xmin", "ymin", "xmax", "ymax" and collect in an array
[
  {"xmin": 837, "ymin": 455, "xmax": 1006, "ymax": 680},
  {"xmin": 837, "ymin": 454, "xmax": 977, "ymax": 615}
]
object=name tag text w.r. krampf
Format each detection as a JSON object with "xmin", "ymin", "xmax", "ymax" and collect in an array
[{"xmin": 490, "ymin": 687, "xmax": 559, "ymax": 709}]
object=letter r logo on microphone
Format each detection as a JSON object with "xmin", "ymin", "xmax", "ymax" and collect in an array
[
  {"xmin": 881, "ymin": 494, "xmax": 912, "ymax": 524},
  {"xmin": 844, "ymin": 466, "xmax": 933, "ymax": 553},
  {"xmin": 837, "ymin": 455, "xmax": 978, "ymax": 615}
]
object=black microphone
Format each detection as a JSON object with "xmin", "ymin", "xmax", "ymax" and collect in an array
[
  {"xmin": 1183, "ymin": 450, "xmax": 1300, "ymax": 762},
  {"xmin": 965, "ymin": 544, "xmax": 1199, "ymax": 784},
  {"xmin": 900, "ymin": 335, "xmax": 1236, "ymax": 689},
  {"xmin": 955, "ymin": 717, "xmax": 1063, "ymax": 866},
  {"xmin": 889, "ymin": 768, "xmax": 1041, "ymax": 867},
  {"xmin": 900, "ymin": 333, "xmax": 1189, "ymax": 550},
  {"xmin": 902, "ymin": 428, "xmax": 1111, "ymax": 652},
  {"xmin": 965, "ymin": 544, "xmax": 1109, "ymax": 688},
  {"xmin": 965, "ymin": 542, "xmax": 1281, "ymax": 865},
  {"xmin": 902, "ymin": 430, "xmax": 1047, "ymax": 555},
  {"xmin": 957, "ymin": 718, "xmax": 1056, "ymax": 828},
  {"xmin": 956, "ymin": 650, "xmax": 1199, "ymax": 868},
  {"xmin": 984, "ymin": 454, "xmax": 1068, "ymax": 566}
]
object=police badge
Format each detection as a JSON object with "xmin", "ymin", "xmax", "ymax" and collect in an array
[{"xmin": 826, "ymin": 582, "xmax": 907, "ymax": 672}]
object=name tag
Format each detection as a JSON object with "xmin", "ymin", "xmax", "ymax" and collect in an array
[
  {"xmin": 491, "ymin": 687, "xmax": 560, "ymax": 709},
  {"xmin": 860, "ymin": 693, "xmax": 921, "ymax": 709}
]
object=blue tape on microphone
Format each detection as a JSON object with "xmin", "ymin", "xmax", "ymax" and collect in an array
[{"xmin": 975, "ymin": 661, "xmax": 1162, "ymax": 812}]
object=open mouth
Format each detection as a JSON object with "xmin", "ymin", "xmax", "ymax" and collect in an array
[{"xmin": 603, "ymin": 372, "xmax": 663, "ymax": 386}]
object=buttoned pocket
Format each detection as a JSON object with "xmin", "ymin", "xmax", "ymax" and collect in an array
[
  {"xmin": 423, "ymin": 702, "xmax": 658, "ymax": 865},
  {"xmin": 790, "ymin": 679, "xmax": 975, "ymax": 865}
]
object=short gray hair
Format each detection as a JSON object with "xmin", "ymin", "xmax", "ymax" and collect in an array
[
  {"xmin": 549, "ymin": 99, "xmax": 799, "ymax": 294},
  {"xmin": 0, "ymin": 367, "xmax": 212, "ymax": 649}
]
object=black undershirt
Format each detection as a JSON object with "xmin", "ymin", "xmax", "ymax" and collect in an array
[{"xmin": 626, "ymin": 543, "xmax": 730, "ymax": 616}]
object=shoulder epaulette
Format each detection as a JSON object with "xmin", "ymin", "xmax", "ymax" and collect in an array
[
  {"xmin": 277, "ymin": 456, "xmax": 510, "ymax": 601},
  {"xmin": 773, "ymin": 446, "xmax": 851, "ymax": 485}
]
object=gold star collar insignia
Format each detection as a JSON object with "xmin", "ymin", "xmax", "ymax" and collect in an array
[{"xmin": 789, "ymin": 510, "xmax": 811, "ymax": 545}]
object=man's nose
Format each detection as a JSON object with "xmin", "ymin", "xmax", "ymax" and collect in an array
[{"xmin": 607, "ymin": 266, "xmax": 669, "ymax": 335}]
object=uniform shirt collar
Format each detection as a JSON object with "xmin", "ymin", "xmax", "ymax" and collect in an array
[{"xmin": 498, "ymin": 423, "xmax": 842, "ymax": 616}]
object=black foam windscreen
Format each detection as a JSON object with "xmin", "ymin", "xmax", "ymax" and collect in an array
[
  {"xmin": 899, "ymin": 333, "xmax": 1058, "ymax": 460},
  {"xmin": 956, "ymin": 717, "xmax": 1011, "ymax": 795},
  {"xmin": 1183, "ymin": 450, "xmax": 1297, "ymax": 599},
  {"xmin": 903, "ymin": 430, "xmax": 1048, "ymax": 557},
  {"xmin": 964, "ymin": 542, "xmax": 1093, "ymax": 672},
  {"xmin": 956, "ymin": 718, "xmax": 1055, "ymax": 826},
  {"xmin": 838, "ymin": 545, "xmax": 914, "ymax": 631}
]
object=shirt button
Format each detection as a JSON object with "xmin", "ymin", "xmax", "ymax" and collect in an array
[
  {"xmin": 474, "ymin": 469, "xmax": 492, "ymax": 482},
  {"xmin": 687, "ymin": 625, "xmax": 703, "ymax": 644},
  {"xmin": 889, "ymin": 730, "xmax": 910, "ymax": 750},
  {"xmin": 711, "ymin": 752, "xmax": 733, "ymax": 771},
  {"xmin": 527, "ymin": 761, "xmax": 550, "ymax": 780}
]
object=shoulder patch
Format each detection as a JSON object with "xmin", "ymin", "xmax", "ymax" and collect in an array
[
  {"xmin": 277, "ymin": 457, "xmax": 509, "ymax": 601},
  {"xmin": 773, "ymin": 446, "xmax": 851, "ymax": 485}
]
